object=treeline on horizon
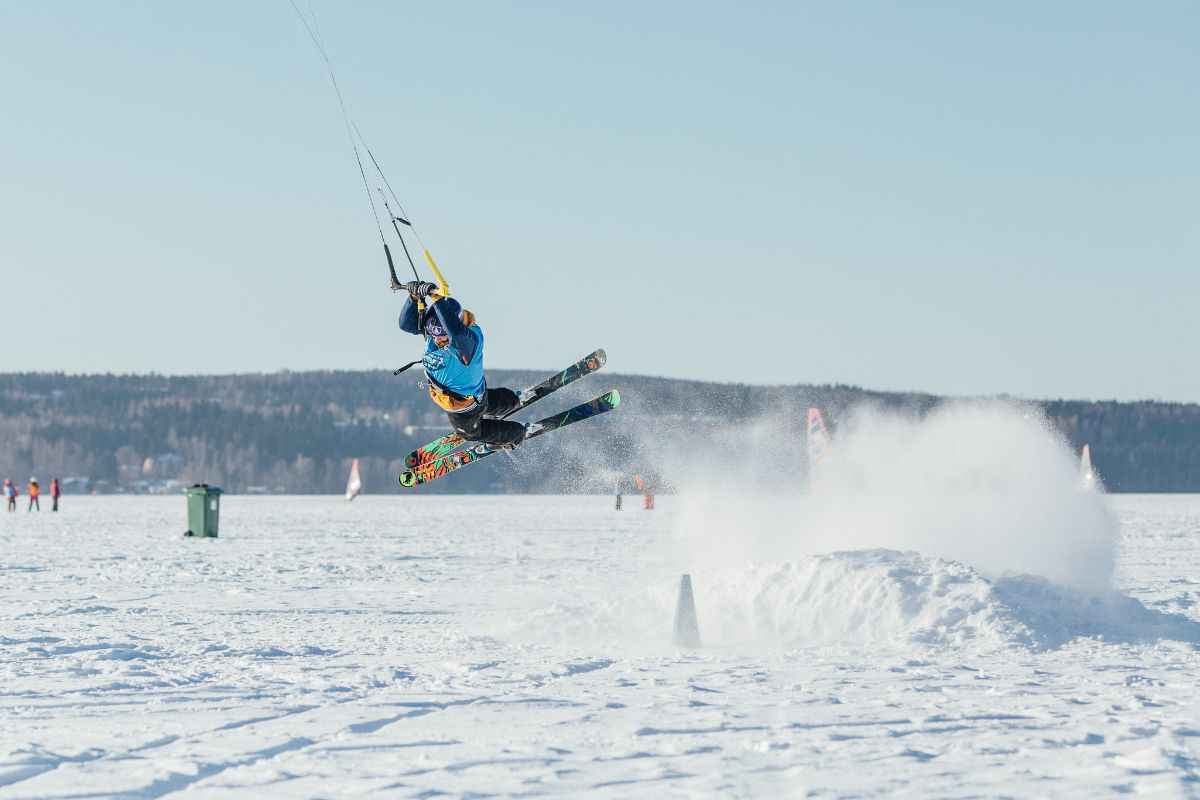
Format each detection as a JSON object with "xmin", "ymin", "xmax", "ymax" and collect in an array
[{"xmin": 0, "ymin": 370, "xmax": 1197, "ymax": 494}]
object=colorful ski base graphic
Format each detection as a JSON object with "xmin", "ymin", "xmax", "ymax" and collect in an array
[
  {"xmin": 398, "ymin": 390, "xmax": 621, "ymax": 487},
  {"xmin": 403, "ymin": 349, "xmax": 607, "ymax": 470}
]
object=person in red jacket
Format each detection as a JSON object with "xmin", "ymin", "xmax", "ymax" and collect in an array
[
  {"xmin": 51, "ymin": 477, "xmax": 61, "ymax": 512},
  {"xmin": 28, "ymin": 478, "xmax": 40, "ymax": 512}
]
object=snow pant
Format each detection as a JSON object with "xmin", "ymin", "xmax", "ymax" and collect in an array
[
  {"xmin": 52, "ymin": 496, "xmax": 59, "ymax": 512},
  {"xmin": 615, "ymin": 494, "xmax": 622, "ymax": 510},
  {"xmin": 6, "ymin": 498, "xmax": 13, "ymax": 512},
  {"xmin": 447, "ymin": 387, "xmax": 525, "ymax": 447},
  {"xmin": 28, "ymin": 497, "xmax": 39, "ymax": 511}
]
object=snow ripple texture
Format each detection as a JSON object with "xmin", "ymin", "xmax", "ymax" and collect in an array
[{"xmin": 1, "ymin": 495, "xmax": 1198, "ymax": 797}]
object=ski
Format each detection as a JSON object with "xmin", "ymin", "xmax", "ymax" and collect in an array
[
  {"xmin": 398, "ymin": 390, "xmax": 621, "ymax": 487},
  {"xmin": 402, "ymin": 348, "xmax": 606, "ymax": 469}
]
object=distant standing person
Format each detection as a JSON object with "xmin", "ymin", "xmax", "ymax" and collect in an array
[
  {"xmin": 614, "ymin": 480, "xmax": 623, "ymax": 511},
  {"xmin": 51, "ymin": 477, "xmax": 61, "ymax": 512},
  {"xmin": 3, "ymin": 479, "xmax": 15, "ymax": 512},
  {"xmin": 27, "ymin": 478, "xmax": 40, "ymax": 512}
]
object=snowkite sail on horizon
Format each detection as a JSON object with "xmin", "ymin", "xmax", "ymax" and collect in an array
[
  {"xmin": 807, "ymin": 407, "xmax": 835, "ymax": 478},
  {"xmin": 1079, "ymin": 444, "xmax": 1097, "ymax": 490},
  {"xmin": 345, "ymin": 459, "xmax": 362, "ymax": 501}
]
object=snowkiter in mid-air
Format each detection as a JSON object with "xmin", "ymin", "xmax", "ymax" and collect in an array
[{"xmin": 399, "ymin": 282, "xmax": 527, "ymax": 450}]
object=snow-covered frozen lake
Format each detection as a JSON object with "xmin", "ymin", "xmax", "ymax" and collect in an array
[{"xmin": 2, "ymin": 494, "xmax": 1198, "ymax": 797}]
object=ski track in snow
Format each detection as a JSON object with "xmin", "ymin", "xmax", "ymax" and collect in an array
[{"xmin": 0, "ymin": 495, "xmax": 1197, "ymax": 797}]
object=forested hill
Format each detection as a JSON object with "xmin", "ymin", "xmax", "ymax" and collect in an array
[{"xmin": 0, "ymin": 370, "xmax": 1197, "ymax": 494}]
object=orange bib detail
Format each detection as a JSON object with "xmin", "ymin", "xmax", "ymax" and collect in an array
[{"xmin": 428, "ymin": 384, "xmax": 477, "ymax": 412}]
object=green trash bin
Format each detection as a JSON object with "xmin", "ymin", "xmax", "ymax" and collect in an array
[{"xmin": 184, "ymin": 484, "xmax": 222, "ymax": 538}]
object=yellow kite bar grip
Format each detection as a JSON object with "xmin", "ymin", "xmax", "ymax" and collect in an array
[{"xmin": 423, "ymin": 250, "xmax": 450, "ymax": 297}]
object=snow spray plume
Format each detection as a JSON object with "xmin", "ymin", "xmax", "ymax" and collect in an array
[{"xmin": 674, "ymin": 399, "xmax": 1117, "ymax": 592}]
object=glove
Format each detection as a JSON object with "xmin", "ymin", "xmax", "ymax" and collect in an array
[{"xmin": 401, "ymin": 281, "xmax": 438, "ymax": 298}]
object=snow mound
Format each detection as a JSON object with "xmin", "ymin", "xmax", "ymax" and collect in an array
[
  {"xmin": 695, "ymin": 549, "xmax": 1200, "ymax": 649},
  {"xmin": 510, "ymin": 550, "xmax": 1200, "ymax": 651}
]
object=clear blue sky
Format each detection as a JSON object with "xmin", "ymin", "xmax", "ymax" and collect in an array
[{"xmin": 2, "ymin": 1, "xmax": 1197, "ymax": 402}]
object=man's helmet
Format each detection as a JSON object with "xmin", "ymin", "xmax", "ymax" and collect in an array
[{"xmin": 424, "ymin": 315, "xmax": 448, "ymax": 338}]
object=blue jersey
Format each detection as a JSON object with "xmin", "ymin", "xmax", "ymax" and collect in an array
[
  {"xmin": 399, "ymin": 296, "xmax": 487, "ymax": 401},
  {"xmin": 422, "ymin": 324, "xmax": 486, "ymax": 399}
]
